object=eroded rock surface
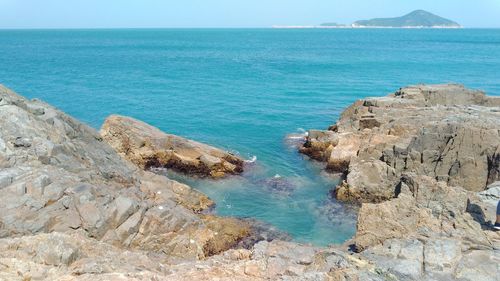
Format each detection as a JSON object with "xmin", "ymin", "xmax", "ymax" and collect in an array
[
  {"xmin": 301, "ymin": 84, "xmax": 500, "ymax": 203},
  {"xmin": 0, "ymin": 85, "xmax": 249, "ymax": 264},
  {"xmin": 299, "ymin": 84, "xmax": 500, "ymax": 281},
  {"xmin": 100, "ymin": 115, "xmax": 244, "ymax": 179}
]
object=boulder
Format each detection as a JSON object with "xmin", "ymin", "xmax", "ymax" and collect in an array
[{"xmin": 100, "ymin": 115, "xmax": 244, "ymax": 178}]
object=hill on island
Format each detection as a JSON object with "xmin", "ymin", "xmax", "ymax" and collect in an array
[{"xmin": 352, "ymin": 10, "xmax": 461, "ymax": 28}]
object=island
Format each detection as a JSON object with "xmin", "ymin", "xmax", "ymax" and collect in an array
[
  {"xmin": 274, "ymin": 10, "xmax": 462, "ymax": 29},
  {"xmin": 352, "ymin": 10, "xmax": 461, "ymax": 28}
]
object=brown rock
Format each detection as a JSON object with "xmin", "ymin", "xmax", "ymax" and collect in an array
[
  {"xmin": 100, "ymin": 115, "xmax": 244, "ymax": 178},
  {"xmin": 302, "ymin": 84, "xmax": 500, "ymax": 203}
]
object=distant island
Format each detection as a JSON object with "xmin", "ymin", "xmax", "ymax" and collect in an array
[
  {"xmin": 353, "ymin": 10, "xmax": 461, "ymax": 28},
  {"xmin": 319, "ymin": 22, "xmax": 348, "ymax": 28},
  {"xmin": 273, "ymin": 10, "xmax": 462, "ymax": 29}
]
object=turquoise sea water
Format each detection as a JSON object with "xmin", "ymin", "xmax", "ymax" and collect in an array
[{"xmin": 1, "ymin": 29, "xmax": 500, "ymax": 246}]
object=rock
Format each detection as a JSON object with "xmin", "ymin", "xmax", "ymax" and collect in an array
[
  {"xmin": 477, "ymin": 182, "xmax": 500, "ymax": 223},
  {"xmin": 100, "ymin": 115, "xmax": 244, "ymax": 179},
  {"xmin": 201, "ymin": 215, "xmax": 252, "ymax": 256},
  {"xmin": 363, "ymin": 239, "xmax": 424, "ymax": 280},
  {"xmin": 301, "ymin": 84, "xmax": 500, "ymax": 203},
  {"xmin": 13, "ymin": 137, "xmax": 32, "ymax": 148},
  {"xmin": 423, "ymin": 239, "xmax": 462, "ymax": 273},
  {"xmin": 237, "ymin": 218, "xmax": 293, "ymax": 249},
  {"xmin": 257, "ymin": 175, "xmax": 297, "ymax": 195},
  {"xmin": 301, "ymin": 84, "xmax": 499, "ymax": 280},
  {"xmin": 35, "ymin": 234, "xmax": 80, "ymax": 266},
  {"xmin": 0, "ymin": 85, "xmax": 246, "ymax": 263},
  {"xmin": 299, "ymin": 130, "xmax": 338, "ymax": 161},
  {"xmin": 334, "ymin": 159, "xmax": 398, "ymax": 203},
  {"xmin": 454, "ymin": 250, "xmax": 499, "ymax": 281},
  {"xmin": 0, "ymin": 231, "xmax": 167, "ymax": 280},
  {"xmin": 354, "ymin": 193, "xmax": 435, "ymax": 251}
]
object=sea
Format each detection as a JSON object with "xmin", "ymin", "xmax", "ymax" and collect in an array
[{"xmin": 1, "ymin": 28, "xmax": 499, "ymax": 246}]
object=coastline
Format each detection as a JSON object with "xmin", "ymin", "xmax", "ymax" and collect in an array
[
  {"xmin": 272, "ymin": 25, "xmax": 463, "ymax": 29},
  {"xmin": 0, "ymin": 83, "xmax": 498, "ymax": 280}
]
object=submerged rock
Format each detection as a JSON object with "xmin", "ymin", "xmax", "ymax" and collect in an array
[
  {"xmin": 238, "ymin": 218, "xmax": 293, "ymax": 249},
  {"xmin": 257, "ymin": 174, "xmax": 297, "ymax": 195},
  {"xmin": 100, "ymin": 115, "xmax": 244, "ymax": 179}
]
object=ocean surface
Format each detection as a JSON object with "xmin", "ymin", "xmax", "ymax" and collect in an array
[{"xmin": 1, "ymin": 28, "xmax": 499, "ymax": 246}]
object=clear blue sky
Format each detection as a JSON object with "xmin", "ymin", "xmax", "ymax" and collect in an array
[{"xmin": 1, "ymin": 0, "xmax": 499, "ymax": 28}]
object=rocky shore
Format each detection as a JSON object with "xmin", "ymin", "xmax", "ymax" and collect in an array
[
  {"xmin": 0, "ymin": 84, "xmax": 499, "ymax": 280},
  {"xmin": 300, "ymin": 84, "xmax": 500, "ymax": 279},
  {"xmin": 301, "ymin": 84, "xmax": 500, "ymax": 202}
]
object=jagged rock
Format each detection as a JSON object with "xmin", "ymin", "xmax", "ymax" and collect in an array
[
  {"xmin": 354, "ymin": 175, "xmax": 492, "ymax": 250},
  {"xmin": 100, "ymin": 115, "xmax": 244, "ymax": 179},
  {"xmin": 301, "ymin": 84, "xmax": 500, "ymax": 203},
  {"xmin": 0, "ymin": 231, "xmax": 167, "ymax": 280},
  {"xmin": 477, "ymin": 181, "xmax": 500, "ymax": 223},
  {"xmin": 0, "ymin": 85, "xmax": 248, "ymax": 263},
  {"xmin": 301, "ymin": 84, "xmax": 499, "ymax": 281}
]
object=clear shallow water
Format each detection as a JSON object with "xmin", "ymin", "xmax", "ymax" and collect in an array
[{"xmin": 1, "ymin": 29, "xmax": 500, "ymax": 246}]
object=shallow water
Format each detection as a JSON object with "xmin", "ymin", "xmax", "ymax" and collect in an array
[{"xmin": 1, "ymin": 28, "xmax": 499, "ymax": 246}]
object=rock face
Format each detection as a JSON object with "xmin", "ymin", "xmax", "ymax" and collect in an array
[
  {"xmin": 100, "ymin": 115, "xmax": 244, "ymax": 179},
  {"xmin": 301, "ymin": 84, "xmax": 500, "ymax": 203}
]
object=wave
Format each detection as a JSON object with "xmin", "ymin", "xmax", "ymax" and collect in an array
[
  {"xmin": 245, "ymin": 155, "xmax": 258, "ymax": 163},
  {"xmin": 284, "ymin": 129, "xmax": 309, "ymax": 145}
]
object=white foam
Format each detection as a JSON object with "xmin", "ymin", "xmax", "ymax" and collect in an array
[
  {"xmin": 245, "ymin": 155, "xmax": 257, "ymax": 163},
  {"xmin": 286, "ymin": 135, "xmax": 305, "ymax": 140}
]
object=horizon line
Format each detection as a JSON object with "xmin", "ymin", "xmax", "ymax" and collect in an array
[{"xmin": 1, "ymin": 26, "xmax": 500, "ymax": 30}]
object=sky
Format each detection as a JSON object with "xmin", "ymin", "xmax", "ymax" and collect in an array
[{"xmin": 0, "ymin": 0, "xmax": 499, "ymax": 28}]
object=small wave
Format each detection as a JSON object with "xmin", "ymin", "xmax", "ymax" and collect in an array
[
  {"xmin": 284, "ymin": 130, "xmax": 308, "ymax": 147},
  {"xmin": 298, "ymin": 128, "xmax": 309, "ymax": 136},
  {"xmin": 286, "ymin": 134, "xmax": 306, "ymax": 140},
  {"xmin": 245, "ymin": 155, "xmax": 257, "ymax": 163},
  {"xmin": 285, "ymin": 128, "xmax": 309, "ymax": 141}
]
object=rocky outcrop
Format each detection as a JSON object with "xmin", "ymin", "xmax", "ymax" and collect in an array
[
  {"xmin": 100, "ymin": 115, "xmax": 244, "ymax": 179},
  {"xmin": 298, "ymin": 84, "xmax": 500, "ymax": 280},
  {"xmin": 0, "ymin": 85, "xmax": 249, "ymax": 264},
  {"xmin": 301, "ymin": 84, "xmax": 500, "ymax": 203}
]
